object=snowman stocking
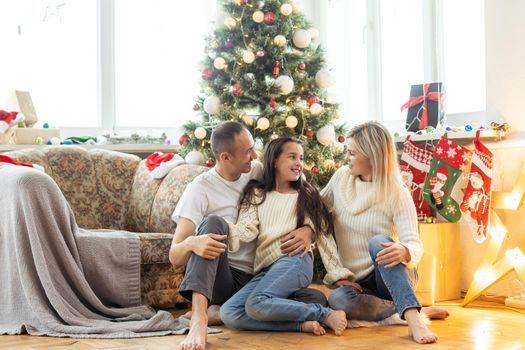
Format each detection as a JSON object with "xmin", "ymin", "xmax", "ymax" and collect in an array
[
  {"xmin": 423, "ymin": 136, "xmax": 472, "ymax": 222},
  {"xmin": 460, "ymin": 130, "xmax": 493, "ymax": 242},
  {"xmin": 400, "ymin": 136, "xmax": 433, "ymax": 220}
]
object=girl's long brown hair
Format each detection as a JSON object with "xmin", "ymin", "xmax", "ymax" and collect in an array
[{"xmin": 239, "ymin": 137, "xmax": 333, "ymax": 237}]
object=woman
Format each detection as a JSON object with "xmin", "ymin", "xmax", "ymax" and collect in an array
[
  {"xmin": 321, "ymin": 121, "xmax": 439, "ymax": 344},
  {"xmin": 220, "ymin": 137, "xmax": 349, "ymax": 336}
]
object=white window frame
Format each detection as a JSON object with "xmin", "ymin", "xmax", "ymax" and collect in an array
[{"xmin": 312, "ymin": 0, "xmax": 486, "ymax": 132}]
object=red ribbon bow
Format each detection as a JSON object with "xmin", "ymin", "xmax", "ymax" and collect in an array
[{"xmin": 400, "ymin": 83, "xmax": 444, "ymax": 129}]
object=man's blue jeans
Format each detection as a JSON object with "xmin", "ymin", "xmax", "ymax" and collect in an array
[
  {"xmin": 221, "ymin": 254, "xmax": 332, "ymax": 331},
  {"xmin": 328, "ymin": 235, "xmax": 421, "ymax": 321}
]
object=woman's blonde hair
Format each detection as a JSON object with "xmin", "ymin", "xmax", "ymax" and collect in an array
[{"xmin": 347, "ymin": 121, "xmax": 403, "ymax": 203}]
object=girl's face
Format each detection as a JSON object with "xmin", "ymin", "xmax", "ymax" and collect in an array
[
  {"xmin": 345, "ymin": 138, "xmax": 373, "ymax": 180},
  {"xmin": 275, "ymin": 142, "xmax": 304, "ymax": 184}
]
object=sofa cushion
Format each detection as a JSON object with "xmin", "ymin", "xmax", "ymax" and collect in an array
[{"xmin": 138, "ymin": 232, "xmax": 174, "ymax": 264}]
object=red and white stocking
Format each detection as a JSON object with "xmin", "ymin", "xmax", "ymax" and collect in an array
[
  {"xmin": 460, "ymin": 130, "xmax": 493, "ymax": 243},
  {"xmin": 400, "ymin": 136, "xmax": 433, "ymax": 220}
]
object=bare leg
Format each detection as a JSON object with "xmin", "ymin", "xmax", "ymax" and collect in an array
[
  {"xmin": 181, "ymin": 293, "xmax": 208, "ymax": 350},
  {"xmin": 421, "ymin": 306, "xmax": 449, "ymax": 320},
  {"xmin": 182, "ymin": 304, "xmax": 223, "ymax": 326},
  {"xmin": 301, "ymin": 321, "xmax": 326, "ymax": 336},
  {"xmin": 324, "ymin": 310, "xmax": 347, "ymax": 336},
  {"xmin": 405, "ymin": 308, "xmax": 438, "ymax": 344}
]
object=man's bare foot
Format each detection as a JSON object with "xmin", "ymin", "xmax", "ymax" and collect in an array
[
  {"xmin": 405, "ymin": 309, "xmax": 438, "ymax": 344},
  {"xmin": 181, "ymin": 312, "xmax": 208, "ymax": 350},
  {"xmin": 182, "ymin": 305, "xmax": 223, "ymax": 326},
  {"xmin": 301, "ymin": 321, "xmax": 326, "ymax": 336},
  {"xmin": 324, "ymin": 310, "xmax": 347, "ymax": 336},
  {"xmin": 422, "ymin": 306, "xmax": 449, "ymax": 320}
]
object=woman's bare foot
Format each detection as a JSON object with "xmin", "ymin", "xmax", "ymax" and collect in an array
[
  {"xmin": 182, "ymin": 305, "xmax": 223, "ymax": 326},
  {"xmin": 405, "ymin": 309, "xmax": 438, "ymax": 344},
  {"xmin": 324, "ymin": 310, "xmax": 347, "ymax": 336},
  {"xmin": 181, "ymin": 312, "xmax": 208, "ymax": 350},
  {"xmin": 301, "ymin": 321, "xmax": 326, "ymax": 336},
  {"xmin": 421, "ymin": 306, "xmax": 449, "ymax": 320}
]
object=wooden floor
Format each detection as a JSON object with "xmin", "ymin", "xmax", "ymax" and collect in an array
[{"xmin": 1, "ymin": 300, "xmax": 524, "ymax": 350}]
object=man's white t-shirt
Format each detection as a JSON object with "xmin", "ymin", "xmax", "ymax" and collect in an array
[{"xmin": 172, "ymin": 161, "xmax": 263, "ymax": 274}]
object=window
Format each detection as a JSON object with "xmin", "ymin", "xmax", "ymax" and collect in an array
[{"xmin": 323, "ymin": 0, "xmax": 486, "ymax": 129}]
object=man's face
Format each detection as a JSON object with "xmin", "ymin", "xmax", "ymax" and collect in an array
[{"xmin": 227, "ymin": 129, "xmax": 257, "ymax": 174}]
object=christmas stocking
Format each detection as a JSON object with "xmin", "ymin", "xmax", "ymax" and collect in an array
[
  {"xmin": 460, "ymin": 130, "xmax": 493, "ymax": 243},
  {"xmin": 423, "ymin": 136, "xmax": 472, "ymax": 222},
  {"xmin": 400, "ymin": 136, "xmax": 433, "ymax": 220}
]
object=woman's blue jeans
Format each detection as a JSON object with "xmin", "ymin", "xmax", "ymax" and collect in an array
[
  {"xmin": 328, "ymin": 235, "xmax": 421, "ymax": 321},
  {"xmin": 221, "ymin": 254, "xmax": 332, "ymax": 331}
]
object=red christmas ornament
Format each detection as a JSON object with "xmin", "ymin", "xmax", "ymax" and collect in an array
[
  {"xmin": 311, "ymin": 166, "xmax": 319, "ymax": 174},
  {"xmin": 269, "ymin": 96, "xmax": 276, "ymax": 111},
  {"xmin": 306, "ymin": 130, "xmax": 314, "ymax": 138},
  {"xmin": 238, "ymin": 0, "xmax": 247, "ymax": 5},
  {"xmin": 273, "ymin": 62, "xmax": 280, "ymax": 78},
  {"xmin": 264, "ymin": 12, "xmax": 276, "ymax": 25},
  {"xmin": 201, "ymin": 68, "xmax": 213, "ymax": 80},
  {"xmin": 232, "ymin": 84, "xmax": 243, "ymax": 96},
  {"xmin": 298, "ymin": 63, "xmax": 306, "ymax": 70},
  {"xmin": 338, "ymin": 135, "xmax": 345, "ymax": 143},
  {"xmin": 224, "ymin": 40, "xmax": 234, "ymax": 49},
  {"xmin": 206, "ymin": 158, "xmax": 215, "ymax": 167},
  {"xmin": 178, "ymin": 134, "xmax": 190, "ymax": 146},
  {"xmin": 193, "ymin": 103, "xmax": 200, "ymax": 111},
  {"xmin": 306, "ymin": 96, "xmax": 320, "ymax": 107}
]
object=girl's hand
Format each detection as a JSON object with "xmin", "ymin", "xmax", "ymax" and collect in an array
[
  {"xmin": 375, "ymin": 242, "xmax": 410, "ymax": 268},
  {"xmin": 335, "ymin": 279, "xmax": 363, "ymax": 293}
]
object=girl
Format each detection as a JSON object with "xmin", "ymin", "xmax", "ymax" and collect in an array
[
  {"xmin": 321, "ymin": 121, "xmax": 440, "ymax": 344},
  {"xmin": 220, "ymin": 137, "xmax": 350, "ymax": 336}
]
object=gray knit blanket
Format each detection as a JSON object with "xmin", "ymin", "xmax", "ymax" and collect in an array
[{"xmin": 0, "ymin": 164, "xmax": 203, "ymax": 338}]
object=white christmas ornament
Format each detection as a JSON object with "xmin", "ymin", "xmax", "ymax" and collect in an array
[
  {"xmin": 273, "ymin": 35, "xmax": 287, "ymax": 47},
  {"xmin": 185, "ymin": 150, "xmax": 204, "ymax": 165},
  {"xmin": 280, "ymin": 3, "xmax": 293, "ymax": 16},
  {"xmin": 224, "ymin": 17, "xmax": 236, "ymax": 29},
  {"xmin": 242, "ymin": 50, "xmax": 255, "ymax": 64},
  {"xmin": 194, "ymin": 127, "xmax": 207, "ymax": 139},
  {"xmin": 285, "ymin": 115, "xmax": 298, "ymax": 128},
  {"xmin": 256, "ymin": 117, "xmax": 270, "ymax": 130},
  {"xmin": 275, "ymin": 75, "xmax": 294, "ymax": 95},
  {"xmin": 334, "ymin": 141, "xmax": 345, "ymax": 154},
  {"xmin": 203, "ymin": 96, "xmax": 220, "ymax": 114},
  {"xmin": 253, "ymin": 10, "xmax": 264, "ymax": 23},
  {"xmin": 315, "ymin": 69, "xmax": 332, "ymax": 88},
  {"xmin": 292, "ymin": 29, "xmax": 311, "ymax": 48},
  {"xmin": 308, "ymin": 27, "xmax": 319, "ymax": 41},
  {"xmin": 49, "ymin": 137, "xmax": 61, "ymax": 145},
  {"xmin": 316, "ymin": 125, "xmax": 336, "ymax": 146},
  {"xmin": 213, "ymin": 57, "xmax": 226, "ymax": 70},
  {"xmin": 309, "ymin": 103, "xmax": 323, "ymax": 115},
  {"xmin": 291, "ymin": 0, "xmax": 303, "ymax": 12},
  {"xmin": 326, "ymin": 93, "xmax": 338, "ymax": 104}
]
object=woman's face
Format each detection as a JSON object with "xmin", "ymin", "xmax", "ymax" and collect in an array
[
  {"xmin": 275, "ymin": 141, "xmax": 304, "ymax": 183},
  {"xmin": 345, "ymin": 138, "xmax": 373, "ymax": 180}
]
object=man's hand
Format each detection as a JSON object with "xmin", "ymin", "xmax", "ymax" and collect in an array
[
  {"xmin": 280, "ymin": 225, "xmax": 313, "ymax": 258},
  {"xmin": 190, "ymin": 233, "xmax": 227, "ymax": 260},
  {"xmin": 375, "ymin": 242, "xmax": 410, "ymax": 268},
  {"xmin": 335, "ymin": 279, "xmax": 363, "ymax": 293}
]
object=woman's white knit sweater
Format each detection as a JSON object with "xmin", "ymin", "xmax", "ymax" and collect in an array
[
  {"xmin": 228, "ymin": 190, "xmax": 353, "ymax": 284},
  {"xmin": 320, "ymin": 166, "xmax": 423, "ymax": 282}
]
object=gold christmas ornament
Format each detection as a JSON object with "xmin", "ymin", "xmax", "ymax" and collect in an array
[
  {"xmin": 309, "ymin": 103, "xmax": 323, "ymax": 115},
  {"xmin": 323, "ymin": 159, "xmax": 335, "ymax": 170},
  {"xmin": 241, "ymin": 114, "xmax": 254, "ymax": 126},
  {"xmin": 273, "ymin": 35, "xmax": 287, "ymax": 47},
  {"xmin": 256, "ymin": 117, "xmax": 270, "ymax": 130},
  {"xmin": 280, "ymin": 3, "xmax": 293, "ymax": 16},
  {"xmin": 224, "ymin": 17, "xmax": 236, "ymax": 29},
  {"xmin": 242, "ymin": 50, "xmax": 255, "ymax": 64},
  {"xmin": 194, "ymin": 127, "xmax": 207, "ymax": 139},
  {"xmin": 285, "ymin": 115, "xmax": 298, "ymax": 128},
  {"xmin": 213, "ymin": 57, "xmax": 226, "ymax": 69},
  {"xmin": 252, "ymin": 10, "xmax": 264, "ymax": 23}
]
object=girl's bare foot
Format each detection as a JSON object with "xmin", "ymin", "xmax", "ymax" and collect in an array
[
  {"xmin": 405, "ymin": 309, "xmax": 438, "ymax": 344},
  {"xmin": 421, "ymin": 306, "xmax": 449, "ymax": 320},
  {"xmin": 324, "ymin": 310, "xmax": 347, "ymax": 336},
  {"xmin": 301, "ymin": 321, "xmax": 326, "ymax": 336}
]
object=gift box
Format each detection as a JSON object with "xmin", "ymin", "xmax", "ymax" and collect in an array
[
  {"xmin": 14, "ymin": 128, "xmax": 61, "ymax": 144},
  {"xmin": 0, "ymin": 125, "xmax": 17, "ymax": 144},
  {"xmin": 401, "ymin": 82, "xmax": 446, "ymax": 132}
]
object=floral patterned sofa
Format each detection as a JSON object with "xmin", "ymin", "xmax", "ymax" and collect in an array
[{"xmin": 4, "ymin": 145, "xmax": 208, "ymax": 307}]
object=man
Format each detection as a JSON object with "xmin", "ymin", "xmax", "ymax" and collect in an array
[{"xmin": 169, "ymin": 121, "xmax": 324, "ymax": 350}]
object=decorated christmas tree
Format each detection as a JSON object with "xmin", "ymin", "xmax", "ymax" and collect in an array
[{"xmin": 179, "ymin": 0, "xmax": 347, "ymax": 187}]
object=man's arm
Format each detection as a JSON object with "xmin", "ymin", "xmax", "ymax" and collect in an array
[
  {"xmin": 169, "ymin": 217, "xmax": 227, "ymax": 268},
  {"xmin": 280, "ymin": 225, "xmax": 313, "ymax": 258}
]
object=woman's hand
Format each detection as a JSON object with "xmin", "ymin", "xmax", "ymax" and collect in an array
[
  {"xmin": 335, "ymin": 279, "xmax": 363, "ymax": 293},
  {"xmin": 375, "ymin": 242, "xmax": 410, "ymax": 268}
]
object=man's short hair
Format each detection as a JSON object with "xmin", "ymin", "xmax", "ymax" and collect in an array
[{"xmin": 210, "ymin": 121, "xmax": 247, "ymax": 159}]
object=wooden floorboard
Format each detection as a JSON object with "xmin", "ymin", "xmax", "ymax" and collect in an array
[{"xmin": 1, "ymin": 301, "xmax": 524, "ymax": 350}]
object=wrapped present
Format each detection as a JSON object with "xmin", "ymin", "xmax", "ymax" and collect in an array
[{"xmin": 401, "ymin": 82, "xmax": 446, "ymax": 132}]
